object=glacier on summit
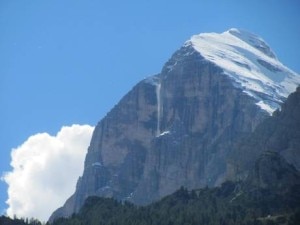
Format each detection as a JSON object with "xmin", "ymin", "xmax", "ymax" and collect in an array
[{"xmin": 186, "ymin": 28, "xmax": 300, "ymax": 114}]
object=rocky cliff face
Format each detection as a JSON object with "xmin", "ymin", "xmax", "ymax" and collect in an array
[
  {"xmin": 131, "ymin": 46, "xmax": 268, "ymax": 205},
  {"xmin": 50, "ymin": 29, "xmax": 300, "ymax": 221},
  {"xmin": 52, "ymin": 78, "xmax": 160, "ymax": 218}
]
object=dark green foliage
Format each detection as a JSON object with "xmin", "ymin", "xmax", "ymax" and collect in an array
[
  {"xmin": 51, "ymin": 181, "xmax": 300, "ymax": 225},
  {"xmin": 0, "ymin": 216, "xmax": 42, "ymax": 225},
  {"xmin": 3, "ymin": 180, "xmax": 298, "ymax": 225}
]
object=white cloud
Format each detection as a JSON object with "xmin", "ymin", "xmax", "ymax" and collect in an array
[{"xmin": 2, "ymin": 124, "xmax": 94, "ymax": 222}]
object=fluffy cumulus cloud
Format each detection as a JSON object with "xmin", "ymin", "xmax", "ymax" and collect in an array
[{"xmin": 2, "ymin": 124, "xmax": 94, "ymax": 222}]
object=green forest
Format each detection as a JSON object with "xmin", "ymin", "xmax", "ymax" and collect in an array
[
  {"xmin": 0, "ymin": 216, "xmax": 41, "ymax": 225},
  {"xmin": 51, "ymin": 182, "xmax": 300, "ymax": 225},
  {"xmin": 2, "ymin": 180, "xmax": 300, "ymax": 225}
]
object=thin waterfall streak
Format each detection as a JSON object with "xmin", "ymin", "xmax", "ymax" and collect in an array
[{"xmin": 156, "ymin": 81, "xmax": 161, "ymax": 136}]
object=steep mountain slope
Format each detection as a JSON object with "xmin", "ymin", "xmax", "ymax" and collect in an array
[
  {"xmin": 228, "ymin": 86, "xmax": 300, "ymax": 180},
  {"xmin": 49, "ymin": 29, "xmax": 300, "ymax": 221}
]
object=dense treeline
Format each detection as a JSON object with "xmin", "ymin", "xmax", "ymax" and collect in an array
[
  {"xmin": 0, "ymin": 216, "xmax": 41, "ymax": 225},
  {"xmin": 2, "ymin": 181, "xmax": 299, "ymax": 225},
  {"xmin": 52, "ymin": 181, "xmax": 300, "ymax": 225}
]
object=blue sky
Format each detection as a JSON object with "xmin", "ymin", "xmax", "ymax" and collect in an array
[{"xmin": 1, "ymin": 0, "xmax": 299, "ymax": 220}]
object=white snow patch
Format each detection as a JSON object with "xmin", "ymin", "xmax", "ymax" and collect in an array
[
  {"xmin": 165, "ymin": 61, "xmax": 178, "ymax": 72},
  {"xmin": 157, "ymin": 130, "xmax": 170, "ymax": 137},
  {"xmin": 92, "ymin": 162, "xmax": 102, "ymax": 167},
  {"xmin": 187, "ymin": 28, "xmax": 300, "ymax": 113},
  {"xmin": 256, "ymin": 101, "xmax": 275, "ymax": 115},
  {"xmin": 143, "ymin": 75, "xmax": 159, "ymax": 86},
  {"xmin": 100, "ymin": 185, "xmax": 111, "ymax": 191},
  {"xmin": 125, "ymin": 192, "xmax": 134, "ymax": 199}
]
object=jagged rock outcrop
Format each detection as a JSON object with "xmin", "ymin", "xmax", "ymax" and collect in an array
[
  {"xmin": 244, "ymin": 151, "xmax": 300, "ymax": 193},
  {"xmin": 239, "ymin": 151, "xmax": 300, "ymax": 213},
  {"xmin": 49, "ymin": 29, "xmax": 300, "ymax": 221},
  {"xmin": 229, "ymin": 86, "xmax": 300, "ymax": 180}
]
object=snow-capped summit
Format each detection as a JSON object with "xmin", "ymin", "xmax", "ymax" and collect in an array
[
  {"xmin": 186, "ymin": 28, "xmax": 300, "ymax": 114},
  {"xmin": 228, "ymin": 28, "xmax": 277, "ymax": 59}
]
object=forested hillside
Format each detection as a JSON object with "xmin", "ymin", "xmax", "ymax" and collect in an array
[{"xmin": 51, "ymin": 180, "xmax": 300, "ymax": 225}]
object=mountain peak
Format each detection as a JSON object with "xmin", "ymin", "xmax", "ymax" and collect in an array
[
  {"xmin": 186, "ymin": 29, "xmax": 300, "ymax": 114},
  {"xmin": 50, "ymin": 30, "xmax": 300, "ymax": 222},
  {"xmin": 227, "ymin": 28, "xmax": 277, "ymax": 59}
]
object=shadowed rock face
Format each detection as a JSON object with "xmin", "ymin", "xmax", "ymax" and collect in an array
[
  {"xmin": 240, "ymin": 151, "xmax": 300, "ymax": 212},
  {"xmin": 245, "ymin": 151, "xmax": 300, "ymax": 192},
  {"xmin": 228, "ymin": 86, "xmax": 300, "ymax": 181},
  {"xmin": 50, "ymin": 45, "xmax": 270, "ymax": 221}
]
